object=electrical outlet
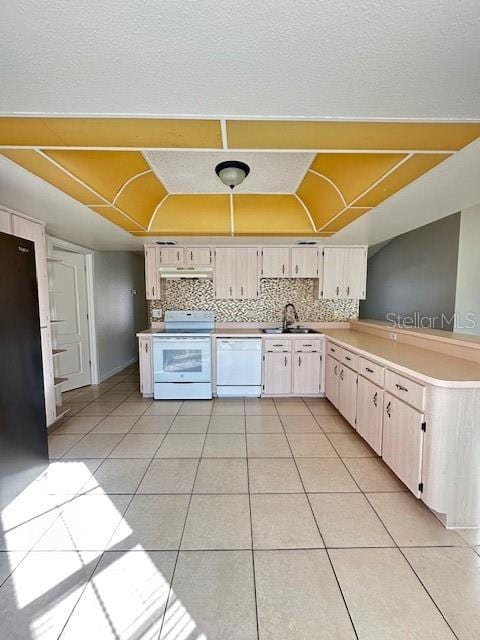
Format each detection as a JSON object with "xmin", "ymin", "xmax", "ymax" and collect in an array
[
  {"xmin": 388, "ymin": 332, "xmax": 398, "ymax": 341},
  {"xmin": 152, "ymin": 308, "xmax": 163, "ymax": 319}
]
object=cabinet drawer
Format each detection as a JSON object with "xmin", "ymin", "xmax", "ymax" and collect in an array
[
  {"xmin": 327, "ymin": 342, "xmax": 343, "ymax": 360},
  {"xmin": 294, "ymin": 339, "xmax": 322, "ymax": 352},
  {"xmin": 359, "ymin": 357, "xmax": 385, "ymax": 387},
  {"xmin": 341, "ymin": 349, "xmax": 359, "ymax": 371},
  {"xmin": 385, "ymin": 370, "xmax": 425, "ymax": 410},
  {"xmin": 264, "ymin": 339, "xmax": 291, "ymax": 352}
]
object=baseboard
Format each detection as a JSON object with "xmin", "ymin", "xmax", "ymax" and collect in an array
[{"xmin": 98, "ymin": 357, "xmax": 138, "ymax": 383}]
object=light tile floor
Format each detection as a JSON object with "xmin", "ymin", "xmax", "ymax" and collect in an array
[{"xmin": 1, "ymin": 365, "xmax": 479, "ymax": 639}]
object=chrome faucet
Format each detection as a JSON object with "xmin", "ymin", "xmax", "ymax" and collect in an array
[{"xmin": 282, "ymin": 303, "xmax": 299, "ymax": 331}]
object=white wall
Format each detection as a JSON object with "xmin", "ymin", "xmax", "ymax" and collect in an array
[
  {"xmin": 93, "ymin": 252, "xmax": 147, "ymax": 381},
  {"xmin": 454, "ymin": 204, "xmax": 480, "ymax": 335}
]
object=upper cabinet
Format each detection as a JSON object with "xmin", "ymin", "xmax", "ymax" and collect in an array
[
  {"xmin": 185, "ymin": 247, "xmax": 212, "ymax": 266},
  {"xmin": 158, "ymin": 247, "xmax": 184, "ymax": 265},
  {"xmin": 321, "ymin": 247, "xmax": 367, "ymax": 299},
  {"xmin": 261, "ymin": 247, "xmax": 290, "ymax": 278},
  {"xmin": 145, "ymin": 246, "xmax": 161, "ymax": 300},
  {"xmin": 214, "ymin": 247, "xmax": 259, "ymax": 299},
  {"xmin": 291, "ymin": 247, "xmax": 318, "ymax": 278},
  {"xmin": 261, "ymin": 246, "xmax": 318, "ymax": 278}
]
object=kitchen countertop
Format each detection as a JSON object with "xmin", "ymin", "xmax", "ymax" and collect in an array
[
  {"xmin": 323, "ymin": 329, "xmax": 480, "ymax": 388},
  {"xmin": 136, "ymin": 327, "xmax": 326, "ymax": 338}
]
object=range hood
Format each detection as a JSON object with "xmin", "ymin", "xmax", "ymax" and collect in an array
[{"xmin": 158, "ymin": 266, "xmax": 214, "ymax": 280}]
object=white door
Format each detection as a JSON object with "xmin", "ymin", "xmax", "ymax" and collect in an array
[
  {"xmin": 338, "ymin": 365, "xmax": 357, "ymax": 426},
  {"xmin": 263, "ymin": 351, "xmax": 292, "ymax": 394},
  {"xmin": 291, "ymin": 247, "xmax": 318, "ymax": 278},
  {"xmin": 325, "ymin": 355, "xmax": 340, "ymax": 408},
  {"xmin": 261, "ymin": 247, "xmax": 290, "ymax": 277},
  {"xmin": 343, "ymin": 247, "xmax": 368, "ymax": 299},
  {"xmin": 236, "ymin": 248, "xmax": 259, "ymax": 299},
  {"xmin": 293, "ymin": 351, "xmax": 321, "ymax": 394},
  {"xmin": 322, "ymin": 248, "xmax": 345, "ymax": 298},
  {"xmin": 214, "ymin": 248, "xmax": 236, "ymax": 299},
  {"xmin": 51, "ymin": 249, "xmax": 91, "ymax": 390},
  {"xmin": 356, "ymin": 376, "xmax": 383, "ymax": 454}
]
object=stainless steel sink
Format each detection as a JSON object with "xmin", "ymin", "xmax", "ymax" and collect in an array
[{"xmin": 262, "ymin": 327, "xmax": 318, "ymax": 334}]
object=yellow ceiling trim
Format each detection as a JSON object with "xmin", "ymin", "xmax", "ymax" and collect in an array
[
  {"xmin": 149, "ymin": 195, "xmax": 231, "ymax": 235},
  {"xmin": 296, "ymin": 171, "xmax": 345, "ymax": 229},
  {"xmin": 321, "ymin": 207, "xmax": 371, "ymax": 232},
  {"xmin": 1, "ymin": 149, "xmax": 105, "ymax": 205},
  {"xmin": 293, "ymin": 194, "xmax": 317, "ymax": 232},
  {"xmin": 233, "ymin": 194, "xmax": 315, "ymax": 236},
  {"xmin": 147, "ymin": 194, "xmax": 170, "ymax": 231},
  {"xmin": 226, "ymin": 120, "xmax": 480, "ymax": 151},
  {"xmin": 115, "ymin": 172, "xmax": 167, "ymax": 228},
  {"xmin": 44, "ymin": 150, "xmax": 151, "ymax": 201},
  {"xmin": 309, "ymin": 153, "xmax": 407, "ymax": 204},
  {"xmin": 354, "ymin": 153, "xmax": 451, "ymax": 207},
  {"xmin": 0, "ymin": 118, "xmax": 224, "ymax": 148},
  {"xmin": 87, "ymin": 205, "xmax": 145, "ymax": 232}
]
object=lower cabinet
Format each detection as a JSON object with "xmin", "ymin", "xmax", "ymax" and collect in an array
[
  {"xmin": 382, "ymin": 393, "xmax": 424, "ymax": 497},
  {"xmin": 293, "ymin": 352, "xmax": 321, "ymax": 394},
  {"xmin": 139, "ymin": 336, "xmax": 153, "ymax": 396},
  {"xmin": 356, "ymin": 376, "xmax": 383, "ymax": 455},
  {"xmin": 325, "ymin": 354, "xmax": 340, "ymax": 408},
  {"xmin": 338, "ymin": 364, "xmax": 357, "ymax": 426},
  {"xmin": 263, "ymin": 351, "xmax": 292, "ymax": 394}
]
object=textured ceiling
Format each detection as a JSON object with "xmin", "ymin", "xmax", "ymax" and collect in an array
[
  {"xmin": 144, "ymin": 151, "xmax": 314, "ymax": 194},
  {"xmin": 1, "ymin": 117, "xmax": 480, "ymax": 237},
  {"xmin": 1, "ymin": 1, "xmax": 480, "ymax": 119}
]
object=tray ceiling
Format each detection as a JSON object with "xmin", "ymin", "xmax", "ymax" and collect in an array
[{"xmin": 1, "ymin": 117, "xmax": 479, "ymax": 237}]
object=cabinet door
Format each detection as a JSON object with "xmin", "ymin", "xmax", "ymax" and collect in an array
[
  {"xmin": 293, "ymin": 352, "xmax": 321, "ymax": 394},
  {"xmin": 343, "ymin": 247, "xmax": 367, "ymax": 299},
  {"xmin": 264, "ymin": 351, "xmax": 292, "ymax": 395},
  {"xmin": 382, "ymin": 393, "xmax": 424, "ymax": 496},
  {"xmin": 322, "ymin": 248, "xmax": 345, "ymax": 298},
  {"xmin": 158, "ymin": 247, "xmax": 184, "ymax": 265},
  {"xmin": 236, "ymin": 248, "xmax": 259, "ymax": 299},
  {"xmin": 185, "ymin": 247, "xmax": 212, "ymax": 266},
  {"xmin": 214, "ymin": 248, "xmax": 236, "ymax": 299},
  {"xmin": 356, "ymin": 376, "xmax": 383, "ymax": 454},
  {"xmin": 291, "ymin": 247, "xmax": 318, "ymax": 278},
  {"xmin": 12, "ymin": 215, "xmax": 50, "ymax": 327},
  {"xmin": 40, "ymin": 326, "xmax": 56, "ymax": 426},
  {"xmin": 325, "ymin": 355, "xmax": 340, "ymax": 408},
  {"xmin": 0, "ymin": 209, "xmax": 11, "ymax": 233},
  {"xmin": 262, "ymin": 247, "xmax": 290, "ymax": 278},
  {"xmin": 338, "ymin": 365, "xmax": 357, "ymax": 426},
  {"xmin": 139, "ymin": 337, "xmax": 153, "ymax": 396},
  {"xmin": 145, "ymin": 247, "xmax": 160, "ymax": 300}
]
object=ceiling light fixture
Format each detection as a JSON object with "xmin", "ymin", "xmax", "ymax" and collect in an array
[{"xmin": 215, "ymin": 160, "xmax": 250, "ymax": 190}]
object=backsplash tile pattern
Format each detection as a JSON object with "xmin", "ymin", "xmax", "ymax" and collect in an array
[{"xmin": 149, "ymin": 279, "xmax": 359, "ymax": 323}]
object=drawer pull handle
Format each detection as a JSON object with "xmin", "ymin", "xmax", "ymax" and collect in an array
[
  {"xmin": 272, "ymin": 344, "xmax": 283, "ymax": 347},
  {"xmin": 365, "ymin": 367, "xmax": 374, "ymax": 373},
  {"xmin": 334, "ymin": 364, "xmax": 338, "ymax": 375},
  {"xmin": 373, "ymin": 391, "xmax": 378, "ymax": 407},
  {"xmin": 345, "ymin": 356, "xmax": 352, "ymax": 361},
  {"xmin": 303, "ymin": 343, "xmax": 313, "ymax": 347},
  {"xmin": 330, "ymin": 348, "xmax": 336, "ymax": 352},
  {"xmin": 386, "ymin": 401, "xmax": 392, "ymax": 417},
  {"xmin": 340, "ymin": 369, "xmax": 344, "ymax": 381},
  {"xmin": 396, "ymin": 383, "xmax": 408, "ymax": 392}
]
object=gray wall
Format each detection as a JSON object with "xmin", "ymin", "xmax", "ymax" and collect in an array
[
  {"xmin": 94, "ymin": 252, "xmax": 147, "ymax": 381},
  {"xmin": 359, "ymin": 212, "xmax": 461, "ymax": 330},
  {"xmin": 454, "ymin": 204, "xmax": 480, "ymax": 335}
]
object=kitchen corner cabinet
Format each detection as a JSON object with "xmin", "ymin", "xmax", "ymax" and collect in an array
[
  {"xmin": 214, "ymin": 247, "xmax": 259, "ymax": 299},
  {"xmin": 382, "ymin": 393, "xmax": 424, "ymax": 497},
  {"xmin": 322, "ymin": 247, "xmax": 367, "ymax": 299},
  {"xmin": 263, "ymin": 351, "xmax": 292, "ymax": 395},
  {"xmin": 139, "ymin": 336, "xmax": 153, "ymax": 396},
  {"xmin": 356, "ymin": 376, "xmax": 383, "ymax": 454},
  {"xmin": 145, "ymin": 246, "xmax": 165, "ymax": 300}
]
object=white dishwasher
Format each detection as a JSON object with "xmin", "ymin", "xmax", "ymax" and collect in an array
[{"xmin": 216, "ymin": 339, "xmax": 262, "ymax": 397}]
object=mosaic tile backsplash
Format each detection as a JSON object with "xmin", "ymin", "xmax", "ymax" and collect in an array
[{"xmin": 149, "ymin": 279, "xmax": 359, "ymax": 323}]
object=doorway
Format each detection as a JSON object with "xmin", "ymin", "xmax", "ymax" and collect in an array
[{"xmin": 50, "ymin": 246, "xmax": 92, "ymax": 391}]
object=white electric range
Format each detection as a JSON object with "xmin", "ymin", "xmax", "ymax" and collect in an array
[{"xmin": 152, "ymin": 310, "xmax": 214, "ymax": 399}]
